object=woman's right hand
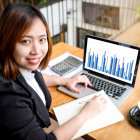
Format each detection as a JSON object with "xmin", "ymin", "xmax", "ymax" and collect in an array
[
  {"xmin": 80, "ymin": 94, "xmax": 107, "ymax": 120},
  {"xmin": 53, "ymin": 94, "xmax": 106, "ymax": 140}
]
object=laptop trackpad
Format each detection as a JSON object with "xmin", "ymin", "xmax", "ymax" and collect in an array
[{"xmin": 58, "ymin": 84, "xmax": 96, "ymax": 98}]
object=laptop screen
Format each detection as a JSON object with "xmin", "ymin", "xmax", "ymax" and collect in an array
[{"xmin": 84, "ymin": 35, "xmax": 140, "ymax": 86}]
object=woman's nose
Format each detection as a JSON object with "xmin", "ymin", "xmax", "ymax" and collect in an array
[{"xmin": 30, "ymin": 42, "xmax": 40, "ymax": 55}]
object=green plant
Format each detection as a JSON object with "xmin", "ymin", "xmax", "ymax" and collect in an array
[
  {"xmin": 34, "ymin": 0, "xmax": 48, "ymax": 5},
  {"xmin": 25, "ymin": 0, "xmax": 48, "ymax": 5},
  {"xmin": 136, "ymin": 4, "xmax": 140, "ymax": 18}
]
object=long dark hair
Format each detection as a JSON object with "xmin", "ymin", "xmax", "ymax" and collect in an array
[{"xmin": 0, "ymin": 3, "xmax": 52, "ymax": 80}]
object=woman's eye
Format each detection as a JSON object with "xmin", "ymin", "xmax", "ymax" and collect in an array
[
  {"xmin": 21, "ymin": 40, "xmax": 31, "ymax": 44},
  {"xmin": 40, "ymin": 38, "xmax": 46, "ymax": 43}
]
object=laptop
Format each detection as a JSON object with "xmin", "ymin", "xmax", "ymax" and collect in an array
[{"xmin": 58, "ymin": 35, "xmax": 140, "ymax": 108}]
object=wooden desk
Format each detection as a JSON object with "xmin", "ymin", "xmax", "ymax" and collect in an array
[{"xmin": 48, "ymin": 42, "xmax": 140, "ymax": 140}]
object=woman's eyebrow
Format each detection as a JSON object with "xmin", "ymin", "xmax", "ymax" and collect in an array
[
  {"xmin": 40, "ymin": 34, "xmax": 47, "ymax": 37},
  {"xmin": 21, "ymin": 34, "xmax": 47, "ymax": 38}
]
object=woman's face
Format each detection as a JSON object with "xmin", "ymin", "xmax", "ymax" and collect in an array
[{"xmin": 13, "ymin": 18, "xmax": 48, "ymax": 71}]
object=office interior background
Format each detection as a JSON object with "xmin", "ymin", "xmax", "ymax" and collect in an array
[{"xmin": 1, "ymin": 0, "xmax": 140, "ymax": 48}]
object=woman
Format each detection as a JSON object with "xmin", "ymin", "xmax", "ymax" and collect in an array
[{"xmin": 0, "ymin": 3, "xmax": 106, "ymax": 140}]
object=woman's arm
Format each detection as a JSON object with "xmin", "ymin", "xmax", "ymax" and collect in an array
[
  {"xmin": 42, "ymin": 74, "xmax": 67, "ymax": 87},
  {"xmin": 42, "ymin": 73, "xmax": 106, "ymax": 139},
  {"xmin": 52, "ymin": 95, "xmax": 106, "ymax": 140},
  {"xmin": 53, "ymin": 108, "xmax": 86, "ymax": 140},
  {"xmin": 42, "ymin": 73, "xmax": 92, "ymax": 93}
]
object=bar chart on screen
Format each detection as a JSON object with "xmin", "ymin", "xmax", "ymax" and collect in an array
[{"xmin": 85, "ymin": 39, "xmax": 138, "ymax": 83}]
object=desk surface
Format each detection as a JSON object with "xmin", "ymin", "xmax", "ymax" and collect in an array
[{"xmin": 48, "ymin": 42, "xmax": 140, "ymax": 140}]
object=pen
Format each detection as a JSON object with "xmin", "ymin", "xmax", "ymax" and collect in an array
[{"xmin": 79, "ymin": 99, "xmax": 92, "ymax": 104}]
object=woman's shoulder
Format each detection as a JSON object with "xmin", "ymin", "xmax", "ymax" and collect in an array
[
  {"xmin": 0, "ymin": 73, "xmax": 12, "ymax": 86},
  {"xmin": 0, "ymin": 73, "xmax": 25, "ymax": 94}
]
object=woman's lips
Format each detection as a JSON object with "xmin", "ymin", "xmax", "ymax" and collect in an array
[{"xmin": 26, "ymin": 58, "xmax": 40, "ymax": 64}]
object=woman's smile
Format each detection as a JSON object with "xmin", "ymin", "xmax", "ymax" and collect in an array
[{"xmin": 26, "ymin": 58, "xmax": 40, "ymax": 64}]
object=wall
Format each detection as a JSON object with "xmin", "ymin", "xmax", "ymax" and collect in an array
[{"xmin": 39, "ymin": 0, "xmax": 140, "ymax": 47}]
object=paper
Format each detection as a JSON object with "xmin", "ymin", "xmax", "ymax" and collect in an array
[
  {"xmin": 53, "ymin": 90, "xmax": 124, "ymax": 139},
  {"xmin": 41, "ymin": 52, "xmax": 83, "ymax": 78}
]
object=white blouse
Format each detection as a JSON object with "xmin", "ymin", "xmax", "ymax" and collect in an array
[{"xmin": 19, "ymin": 68, "xmax": 46, "ymax": 106}]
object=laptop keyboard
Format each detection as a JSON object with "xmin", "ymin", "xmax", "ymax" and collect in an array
[{"xmin": 81, "ymin": 73, "xmax": 127, "ymax": 100}]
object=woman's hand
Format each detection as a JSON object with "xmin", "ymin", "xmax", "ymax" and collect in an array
[
  {"xmin": 42, "ymin": 73, "xmax": 91, "ymax": 93},
  {"xmin": 80, "ymin": 94, "xmax": 107, "ymax": 120},
  {"xmin": 64, "ymin": 75, "xmax": 92, "ymax": 94}
]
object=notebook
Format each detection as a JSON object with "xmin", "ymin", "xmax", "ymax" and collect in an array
[
  {"xmin": 58, "ymin": 35, "xmax": 140, "ymax": 108},
  {"xmin": 53, "ymin": 90, "xmax": 124, "ymax": 139}
]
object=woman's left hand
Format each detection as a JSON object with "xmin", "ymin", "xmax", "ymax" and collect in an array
[{"xmin": 64, "ymin": 75, "xmax": 92, "ymax": 94}]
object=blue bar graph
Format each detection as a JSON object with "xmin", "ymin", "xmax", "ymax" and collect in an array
[{"xmin": 87, "ymin": 50, "xmax": 134, "ymax": 81}]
